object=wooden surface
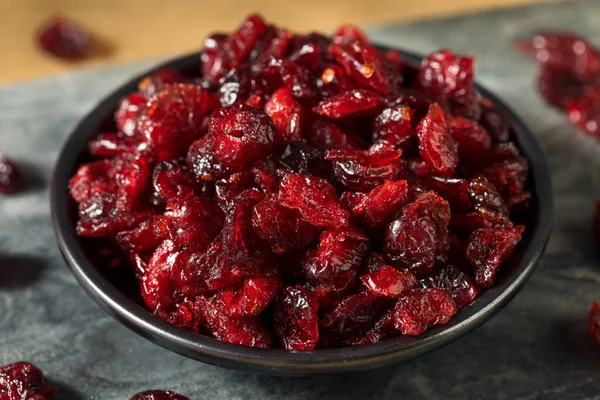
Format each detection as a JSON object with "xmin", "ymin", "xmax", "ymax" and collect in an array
[{"xmin": 0, "ymin": 0, "xmax": 556, "ymax": 85}]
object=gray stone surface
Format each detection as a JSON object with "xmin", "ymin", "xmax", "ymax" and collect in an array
[{"xmin": 1, "ymin": 0, "xmax": 600, "ymax": 398}]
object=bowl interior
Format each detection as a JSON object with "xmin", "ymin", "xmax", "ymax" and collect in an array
[{"xmin": 51, "ymin": 47, "xmax": 553, "ymax": 376}]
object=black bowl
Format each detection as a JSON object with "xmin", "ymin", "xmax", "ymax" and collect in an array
[{"xmin": 51, "ymin": 46, "xmax": 553, "ymax": 376}]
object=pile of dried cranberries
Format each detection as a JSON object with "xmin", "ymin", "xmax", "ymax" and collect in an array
[{"xmin": 68, "ymin": 15, "xmax": 530, "ymax": 350}]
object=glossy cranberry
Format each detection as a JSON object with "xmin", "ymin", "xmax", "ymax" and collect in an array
[
  {"xmin": 0, "ymin": 154, "xmax": 23, "ymax": 195},
  {"xmin": 416, "ymin": 103, "xmax": 458, "ymax": 176},
  {"xmin": 373, "ymin": 103, "xmax": 415, "ymax": 148},
  {"xmin": 313, "ymin": 89, "xmax": 384, "ymax": 118},
  {"xmin": 274, "ymin": 286, "xmax": 320, "ymax": 350},
  {"xmin": 393, "ymin": 288, "xmax": 457, "ymax": 335},
  {"xmin": 264, "ymin": 87, "xmax": 303, "ymax": 142},
  {"xmin": 0, "ymin": 361, "xmax": 55, "ymax": 400},
  {"xmin": 138, "ymin": 67, "xmax": 185, "ymax": 96},
  {"xmin": 419, "ymin": 266, "xmax": 479, "ymax": 308},
  {"xmin": 115, "ymin": 92, "xmax": 147, "ymax": 137},
  {"xmin": 37, "ymin": 16, "xmax": 91, "ymax": 59},
  {"xmin": 360, "ymin": 266, "xmax": 417, "ymax": 298}
]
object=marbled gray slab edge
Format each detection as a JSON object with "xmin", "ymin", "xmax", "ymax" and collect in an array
[{"xmin": 2, "ymin": 0, "xmax": 600, "ymax": 399}]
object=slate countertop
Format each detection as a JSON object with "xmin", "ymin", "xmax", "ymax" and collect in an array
[{"xmin": 1, "ymin": 1, "xmax": 600, "ymax": 399}]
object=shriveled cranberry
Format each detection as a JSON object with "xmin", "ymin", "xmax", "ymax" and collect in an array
[
  {"xmin": 115, "ymin": 92, "xmax": 147, "ymax": 137},
  {"xmin": 416, "ymin": 103, "xmax": 458, "ymax": 176},
  {"xmin": 129, "ymin": 390, "xmax": 189, "ymax": 400},
  {"xmin": 589, "ymin": 301, "xmax": 600, "ymax": 346},
  {"xmin": 393, "ymin": 287, "xmax": 457, "ymax": 335},
  {"xmin": 76, "ymin": 193, "xmax": 150, "ymax": 237},
  {"xmin": 302, "ymin": 227, "xmax": 368, "ymax": 304},
  {"xmin": 252, "ymin": 158, "xmax": 280, "ymax": 194},
  {"xmin": 467, "ymin": 176, "xmax": 512, "ymax": 229},
  {"xmin": 278, "ymin": 172, "xmax": 349, "ymax": 228},
  {"xmin": 332, "ymin": 25, "xmax": 369, "ymax": 45},
  {"xmin": 346, "ymin": 308, "xmax": 396, "ymax": 345},
  {"xmin": 426, "ymin": 176, "xmax": 471, "ymax": 212},
  {"xmin": 359, "ymin": 252, "xmax": 390, "ymax": 275},
  {"xmin": 116, "ymin": 215, "xmax": 170, "ymax": 253},
  {"xmin": 138, "ymin": 83, "xmax": 208, "ymax": 161},
  {"xmin": 186, "ymin": 134, "xmax": 232, "ymax": 181},
  {"xmin": 0, "ymin": 154, "xmax": 23, "ymax": 195},
  {"xmin": 416, "ymin": 49, "xmax": 480, "ymax": 118},
  {"xmin": 37, "ymin": 16, "xmax": 91, "ymax": 59},
  {"xmin": 450, "ymin": 117, "xmax": 492, "ymax": 167},
  {"xmin": 264, "ymin": 87, "xmax": 303, "ymax": 142},
  {"xmin": 0, "ymin": 361, "xmax": 55, "ymax": 400},
  {"xmin": 252, "ymin": 196, "xmax": 321, "ymax": 254},
  {"xmin": 152, "ymin": 160, "xmax": 201, "ymax": 202},
  {"xmin": 360, "ymin": 266, "xmax": 417, "ymax": 298},
  {"xmin": 89, "ymin": 132, "xmax": 142, "ymax": 157},
  {"xmin": 279, "ymin": 59, "xmax": 320, "ymax": 103},
  {"xmin": 274, "ymin": 286, "xmax": 320, "ymax": 350},
  {"xmin": 325, "ymin": 145, "xmax": 403, "ymax": 191},
  {"xmin": 303, "ymin": 116, "xmax": 359, "ymax": 151},
  {"xmin": 276, "ymin": 141, "xmax": 323, "ymax": 175},
  {"xmin": 480, "ymin": 156, "xmax": 529, "ymax": 201},
  {"xmin": 465, "ymin": 226, "xmax": 524, "ymax": 287},
  {"xmin": 214, "ymin": 171, "xmax": 255, "ymax": 210},
  {"xmin": 251, "ymin": 26, "xmax": 294, "ymax": 63},
  {"xmin": 373, "ymin": 103, "xmax": 415, "ymax": 148},
  {"xmin": 420, "ymin": 266, "xmax": 478, "ymax": 308},
  {"xmin": 208, "ymin": 104, "xmax": 276, "ymax": 171},
  {"xmin": 197, "ymin": 297, "xmax": 273, "ymax": 348},
  {"xmin": 212, "ymin": 275, "xmax": 282, "ymax": 317},
  {"xmin": 313, "ymin": 89, "xmax": 384, "ymax": 118},
  {"xmin": 566, "ymin": 86, "xmax": 600, "ymax": 138},
  {"xmin": 138, "ymin": 67, "xmax": 185, "ymax": 96},
  {"xmin": 383, "ymin": 191, "xmax": 450, "ymax": 275},
  {"xmin": 479, "ymin": 103, "xmax": 510, "ymax": 143},
  {"xmin": 320, "ymin": 291, "xmax": 393, "ymax": 345}
]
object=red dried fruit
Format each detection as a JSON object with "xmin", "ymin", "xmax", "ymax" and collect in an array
[
  {"xmin": 37, "ymin": 16, "xmax": 91, "ymax": 59},
  {"xmin": 274, "ymin": 286, "xmax": 320, "ymax": 350},
  {"xmin": 537, "ymin": 67, "xmax": 586, "ymax": 109},
  {"xmin": 208, "ymin": 104, "xmax": 276, "ymax": 171},
  {"xmin": 465, "ymin": 226, "xmax": 524, "ymax": 287},
  {"xmin": 320, "ymin": 291, "xmax": 392, "ymax": 345},
  {"xmin": 138, "ymin": 83, "xmax": 208, "ymax": 161},
  {"xmin": 427, "ymin": 176, "xmax": 471, "ymax": 212},
  {"xmin": 480, "ymin": 157, "xmax": 529, "ymax": 200},
  {"xmin": 467, "ymin": 176, "xmax": 512, "ymax": 228},
  {"xmin": 325, "ymin": 145, "xmax": 403, "ymax": 191},
  {"xmin": 214, "ymin": 171, "xmax": 255, "ymax": 210},
  {"xmin": 304, "ymin": 116, "xmax": 359, "ymax": 151},
  {"xmin": 343, "ymin": 180, "xmax": 409, "ymax": 233},
  {"xmin": 359, "ymin": 252, "xmax": 390, "ymax": 275},
  {"xmin": 332, "ymin": 25, "xmax": 369, "ymax": 45},
  {"xmin": 116, "ymin": 215, "xmax": 170, "ymax": 253},
  {"xmin": 115, "ymin": 92, "xmax": 147, "ymax": 137},
  {"xmin": 566, "ymin": 86, "xmax": 600, "ymax": 138},
  {"xmin": 278, "ymin": 172, "xmax": 349, "ymax": 228},
  {"xmin": 139, "ymin": 67, "xmax": 185, "ymax": 97},
  {"xmin": 89, "ymin": 132, "xmax": 141, "ymax": 158},
  {"xmin": 165, "ymin": 196, "xmax": 224, "ymax": 252},
  {"xmin": 479, "ymin": 103, "xmax": 510, "ymax": 143},
  {"xmin": 393, "ymin": 288, "xmax": 457, "ymax": 335},
  {"xmin": 197, "ymin": 297, "xmax": 273, "ymax": 348},
  {"xmin": 212, "ymin": 275, "xmax": 282, "ymax": 317},
  {"xmin": 417, "ymin": 49, "xmax": 480, "ymax": 118},
  {"xmin": 276, "ymin": 141, "xmax": 323, "ymax": 175},
  {"xmin": 186, "ymin": 134, "xmax": 232, "ymax": 181},
  {"xmin": 252, "ymin": 196, "xmax": 321, "ymax": 254},
  {"xmin": 416, "ymin": 103, "xmax": 458, "ymax": 176},
  {"xmin": 0, "ymin": 154, "xmax": 23, "ymax": 195},
  {"xmin": 264, "ymin": 87, "xmax": 303, "ymax": 142},
  {"xmin": 360, "ymin": 266, "xmax": 417, "ymax": 298},
  {"xmin": 279, "ymin": 59, "xmax": 319, "ymax": 103},
  {"xmin": 329, "ymin": 41, "xmax": 398, "ymax": 95},
  {"xmin": 346, "ymin": 308, "xmax": 396, "ymax": 345},
  {"xmin": 420, "ymin": 266, "xmax": 478, "ymax": 308},
  {"xmin": 373, "ymin": 104, "xmax": 415, "ymax": 148},
  {"xmin": 130, "ymin": 390, "xmax": 189, "ymax": 400},
  {"xmin": 383, "ymin": 191, "xmax": 450, "ymax": 275},
  {"xmin": 302, "ymin": 227, "xmax": 368, "ymax": 301},
  {"xmin": 450, "ymin": 117, "xmax": 492, "ymax": 167},
  {"xmin": 588, "ymin": 301, "xmax": 600, "ymax": 346},
  {"xmin": 0, "ymin": 361, "xmax": 55, "ymax": 400},
  {"xmin": 152, "ymin": 160, "xmax": 201, "ymax": 203},
  {"xmin": 313, "ymin": 89, "xmax": 384, "ymax": 118}
]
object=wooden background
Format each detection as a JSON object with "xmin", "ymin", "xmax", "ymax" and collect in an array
[{"xmin": 0, "ymin": 0, "xmax": 556, "ymax": 84}]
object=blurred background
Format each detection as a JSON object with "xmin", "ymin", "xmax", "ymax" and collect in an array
[{"xmin": 0, "ymin": 0, "xmax": 556, "ymax": 85}]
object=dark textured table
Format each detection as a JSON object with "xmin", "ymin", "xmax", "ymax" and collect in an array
[{"xmin": 1, "ymin": 1, "xmax": 600, "ymax": 398}]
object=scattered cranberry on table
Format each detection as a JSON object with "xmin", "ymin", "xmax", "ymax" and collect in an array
[
  {"xmin": 516, "ymin": 31, "xmax": 600, "ymax": 139},
  {"xmin": 68, "ymin": 14, "xmax": 530, "ymax": 350},
  {"xmin": 0, "ymin": 361, "xmax": 55, "ymax": 400},
  {"xmin": 37, "ymin": 16, "xmax": 92, "ymax": 59},
  {"xmin": 0, "ymin": 154, "xmax": 22, "ymax": 195},
  {"xmin": 129, "ymin": 390, "xmax": 189, "ymax": 400}
]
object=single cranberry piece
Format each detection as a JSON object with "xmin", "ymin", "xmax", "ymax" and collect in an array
[
  {"xmin": 450, "ymin": 117, "xmax": 492, "ymax": 167},
  {"xmin": 346, "ymin": 308, "xmax": 397, "ymax": 345},
  {"xmin": 420, "ymin": 266, "xmax": 479, "ymax": 308},
  {"xmin": 303, "ymin": 116, "xmax": 359, "ymax": 152},
  {"xmin": 89, "ymin": 132, "xmax": 141, "ymax": 157},
  {"xmin": 278, "ymin": 172, "xmax": 349, "ymax": 228},
  {"xmin": 416, "ymin": 103, "xmax": 458, "ymax": 176},
  {"xmin": 313, "ymin": 89, "xmax": 384, "ymax": 118},
  {"xmin": 372, "ymin": 103, "xmax": 415, "ymax": 148},
  {"xmin": 116, "ymin": 215, "xmax": 170, "ymax": 253},
  {"xmin": 360, "ymin": 266, "xmax": 417, "ymax": 298},
  {"xmin": 0, "ymin": 361, "xmax": 55, "ymax": 400},
  {"xmin": 566, "ymin": 86, "xmax": 600, "ymax": 138},
  {"xmin": 393, "ymin": 287, "xmax": 457, "ymax": 335},
  {"xmin": 359, "ymin": 252, "xmax": 390, "ymax": 275},
  {"xmin": 467, "ymin": 176, "xmax": 512, "ymax": 229},
  {"xmin": 465, "ymin": 226, "xmax": 524, "ymax": 287},
  {"xmin": 264, "ymin": 87, "xmax": 303, "ymax": 142},
  {"xmin": 332, "ymin": 25, "xmax": 369, "ymax": 45},
  {"xmin": 212, "ymin": 275, "xmax": 282, "ymax": 317},
  {"xmin": 37, "ymin": 16, "xmax": 91, "ymax": 59},
  {"xmin": 130, "ymin": 390, "xmax": 189, "ymax": 400},
  {"xmin": 138, "ymin": 67, "xmax": 185, "ymax": 96},
  {"xmin": 537, "ymin": 67, "xmax": 586, "ymax": 110},
  {"xmin": 152, "ymin": 160, "xmax": 201, "ymax": 203},
  {"xmin": 274, "ymin": 286, "xmax": 320, "ymax": 350},
  {"xmin": 589, "ymin": 301, "xmax": 600, "ymax": 346},
  {"xmin": 0, "ymin": 154, "xmax": 23, "ymax": 195},
  {"xmin": 115, "ymin": 92, "xmax": 147, "ymax": 137},
  {"xmin": 427, "ymin": 176, "xmax": 471, "ymax": 212}
]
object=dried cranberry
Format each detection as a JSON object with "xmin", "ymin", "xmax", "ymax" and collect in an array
[
  {"xmin": 138, "ymin": 67, "xmax": 185, "ymax": 97},
  {"xmin": 212, "ymin": 275, "xmax": 282, "ymax": 317},
  {"xmin": 332, "ymin": 25, "xmax": 369, "ymax": 45},
  {"xmin": 589, "ymin": 301, "xmax": 600, "ymax": 346},
  {"xmin": 130, "ymin": 390, "xmax": 189, "ymax": 400},
  {"xmin": 264, "ymin": 87, "xmax": 303, "ymax": 142},
  {"xmin": 346, "ymin": 308, "xmax": 396, "ymax": 345},
  {"xmin": 214, "ymin": 171, "xmax": 255, "ymax": 210},
  {"xmin": 304, "ymin": 116, "xmax": 359, "ymax": 151},
  {"xmin": 450, "ymin": 117, "xmax": 492, "ymax": 167},
  {"xmin": 426, "ymin": 176, "xmax": 471, "ymax": 212},
  {"xmin": 360, "ymin": 266, "xmax": 417, "ymax": 298},
  {"xmin": 0, "ymin": 361, "xmax": 55, "ymax": 400},
  {"xmin": 313, "ymin": 89, "xmax": 384, "ymax": 118},
  {"xmin": 274, "ymin": 286, "xmax": 320, "ymax": 350},
  {"xmin": 566, "ymin": 86, "xmax": 600, "ymax": 138},
  {"xmin": 89, "ymin": 132, "xmax": 141, "ymax": 158},
  {"xmin": 37, "ymin": 16, "xmax": 91, "ymax": 59},
  {"xmin": 278, "ymin": 172, "xmax": 349, "ymax": 228},
  {"xmin": 116, "ymin": 92, "xmax": 147, "ymax": 137},
  {"xmin": 416, "ymin": 103, "xmax": 458, "ymax": 176},
  {"xmin": 0, "ymin": 154, "xmax": 23, "ymax": 195},
  {"xmin": 465, "ymin": 226, "xmax": 524, "ymax": 287},
  {"xmin": 373, "ymin": 104, "xmax": 415, "ymax": 148},
  {"xmin": 420, "ymin": 266, "xmax": 478, "ymax": 308},
  {"xmin": 393, "ymin": 287, "xmax": 457, "ymax": 335}
]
